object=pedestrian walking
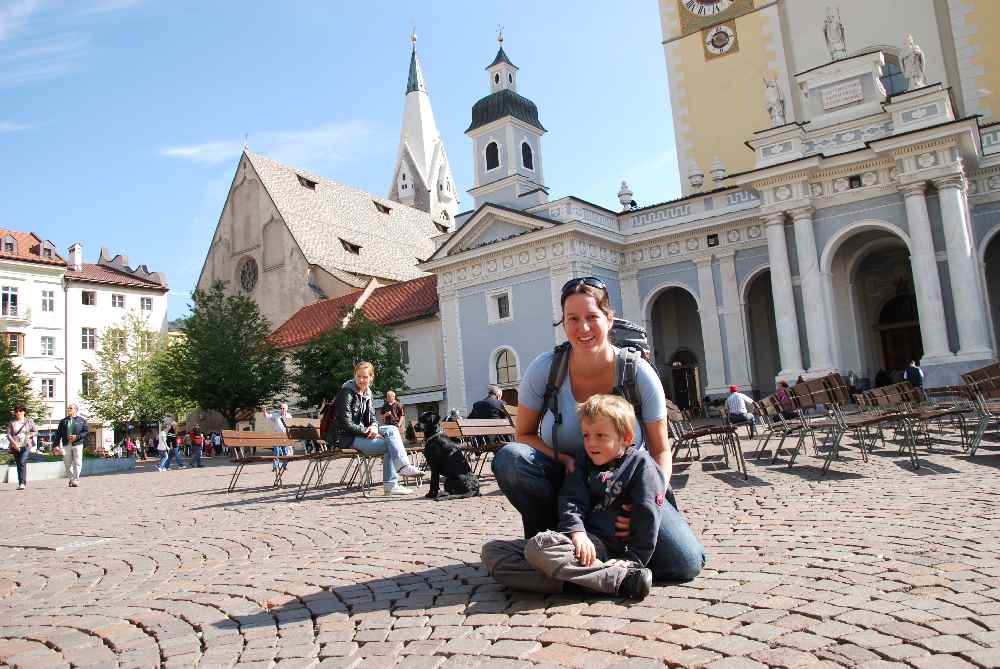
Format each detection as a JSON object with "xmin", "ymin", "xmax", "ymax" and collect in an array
[
  {"xmin": 268, "ymin": 403, "xmax": 293, "ymax": 474},
  {"xmin": 190, "ymin": 426, "xmax": 205, "ymax": 467},
  {"xmin": 7, "ymin": 404, "xmax": 37, "ymax": 490},
  {"xmin": 156, "ymin": 427, "xmax": 169, "ymax": 471},
  {"xmin": 54, "ymin": 404, "xmax": 89, "ymax": 487}
]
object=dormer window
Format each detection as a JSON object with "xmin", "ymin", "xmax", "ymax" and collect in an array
[
  {"xmin": 296, "ymin": 174, "xmax": 317, "ymax": 190},
  {"xmin": 434, "ymin": 222, "xmax": 448, "ymax": 234},
  {"xmin": 42, "ymin": 248, "xmax": 52, "ymax": 258},
  {"xmin": 1, "ymin": 236, "xmax": 15, "ymax": 254},
  {"xmin": 340, "ymin": 239, "xmax": 361, "ymax": 255},
  {"xmin": 373, "ymin": 201, "xmax": 391, "ymax": 215}
]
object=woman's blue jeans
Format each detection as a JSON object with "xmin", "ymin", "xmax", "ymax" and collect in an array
[
  {"xmin": 12, "ymin": 447, "xmax": 29, "ymax": 485},
  {"xmin": 157, "ymin": 450, "xmax": 169, "ymax": 469},
  {"xmin": 492, "ymin": 442, "xmax": 706, "ymax": 582},
  {"xmin": 351, "ymin": 425, "xmax": 407, "ymax": 488}
]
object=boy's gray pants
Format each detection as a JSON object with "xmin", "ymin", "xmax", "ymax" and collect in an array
[{"xmin": 481, "ymin": 530, "xmax": 630, "ymax": 595}]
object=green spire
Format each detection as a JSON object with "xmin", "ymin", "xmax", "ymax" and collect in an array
[{"xmin": 406, "ymin": 36, "xmax": 426, "ymax": 94}]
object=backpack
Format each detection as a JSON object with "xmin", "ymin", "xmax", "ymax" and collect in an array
[{"xmin": 541, "ymin": 341, "xmax": 645, "ymax": 458}]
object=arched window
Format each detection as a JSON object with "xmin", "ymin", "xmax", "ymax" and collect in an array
[
  {"xmin": 485, "ymin": 142, "xmax": 500, "ymax": 170},
  {"xmin": 495, "ymin": 348, "xmax": 518, "ymax": 385},
  {"xmin": 521, "ymin": 142, "xmax": 534, "ymax": 170}
]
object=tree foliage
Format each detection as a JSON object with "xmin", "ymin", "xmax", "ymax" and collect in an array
[
  {"xmin": 83, "ymin": 311, "xmax": 187, "ymax": 432},
  {"xmin": 158, "ymin": 283, "xmax": 288, "ymax": 428},
  {"xmin": 0, "ymin": 338, "xmax": 47, "ymax": 426},
  {"xmin": 291, "ymin": 309, "xmax": 408, "ymax": 407}
]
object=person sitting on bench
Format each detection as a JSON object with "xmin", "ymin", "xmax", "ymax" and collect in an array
[
  {"xmin": 334, "ymin": 361, "xmax": 424, "ymax": 496},
  {"xmin": 725, "ymin": 385, "xmax": 758, "ymax": 436}
]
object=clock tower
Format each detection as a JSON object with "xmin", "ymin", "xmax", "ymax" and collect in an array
[{"xmin": 659, "ymin": 0, "xmax": 794, "ymax": 194}]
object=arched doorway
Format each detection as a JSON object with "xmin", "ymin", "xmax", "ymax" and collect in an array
[
  {"xmin": 877, "ymin": 293, "xmax": 922, "ymax": 371},
  {"xmin": 826, "ymin": 227, "xmax": 922, "ymax": 384},
  {"xmin": 648, "ymin": 286, "xmax": 706, "ymax": 409},
  {"xmin": 983, "ymin": 229, "xmax": 1000, "ymax": 352},
  {"xmin": 744, "ymin": 270, "xmax": 780, "ymax": 396}
]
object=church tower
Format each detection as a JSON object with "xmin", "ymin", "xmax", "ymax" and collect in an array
[
  {"xmin": 466, "ymin": 34, "xmax": 547, "ymax": 210},
  {"xmin": 389, "ymin": 32, "xmax": 459, "ymax": 228}
]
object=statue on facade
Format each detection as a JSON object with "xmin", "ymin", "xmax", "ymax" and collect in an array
[
  {"xmin": 901, "ymin": 33, "xmax": 927, "ymax": 90},
  {"xmin": 764, "ymin": 78, "xmax": 786, "ymax": 127},
  {"xmin": 823, "ymin": 6, "xmax": 847, "ymax": 61}
]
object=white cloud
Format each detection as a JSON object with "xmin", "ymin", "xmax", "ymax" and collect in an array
[
  {"xmin": 0, "ymin": 33, "xmax": 87, "ymax": 86},
  {"xmin": 160, "ymin": 120, "xmax": 380, "ymax": 167},
  {"xmin": 0, "ymin": 120, "xmax": 33, "ymax": 133},
  {"xmin": 0, "ymin": 0, "xmax": 43, "ymax": 43}
]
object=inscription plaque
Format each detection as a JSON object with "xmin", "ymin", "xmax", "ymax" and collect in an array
[{"xmin": 821, "ymin": 79, "xmax": 863, "ymax": 110}]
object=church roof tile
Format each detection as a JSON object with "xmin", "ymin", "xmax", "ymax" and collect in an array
[
  {"xmin": 244, "ymin": 151, "xmax": 438, "ymax": 285},
  {"xmin": 66, "ymin": 264, "xmax": 168, "ymax": 291},
  {"xmin": 268, "ymin": 275, "xmax": 438, "ymax": 349}
]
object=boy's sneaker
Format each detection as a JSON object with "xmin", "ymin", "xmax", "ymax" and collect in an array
[{"xmin": 618, "ymin": 566, "xmax": 653, "ymax": 599}]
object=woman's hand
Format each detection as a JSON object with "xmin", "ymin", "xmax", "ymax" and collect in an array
[
  {"xmin": 571, "ymin": 532, "xmax": 596, "ymax": 566},
  {"xmin": 557, "ymin": 452, "xmax": 576, "ymax": 474},
  {"xmin": 614, "ymin": 503, "xmax": 633, "ymax": 539},
  {"xmin": 365, "ymin": 424, "xmax": 379, "ymax": 439}
]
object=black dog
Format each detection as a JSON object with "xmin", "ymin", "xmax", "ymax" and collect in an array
[{"xmin": 418, "ymin": 411, "xmax": 480, "ymax": 499}]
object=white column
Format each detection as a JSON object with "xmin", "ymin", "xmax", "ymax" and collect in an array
[
  {"xmin": 934, "ymin": 175, "xmax": 993, "ymax": 357},
  {"xmin": 764, "ymin": 213, "xmax": 804, "ymax": 376},
  {"xmin": 695, "ymin": 257, "xmax": 727, "ymax": 393},
  {"xmin": 717, "ymin": 252, "xmax": 751, "ymax": 387},
  {"xmin": 791, "ymin": 206, "xmax": 834, "ymax": 372},
  {"xmin": 437, "ymin": 287, "xmax": 467, "ymax": 412},
  {"xmin": 899, "ymin": 181, "xmax": 952, "ymax": 361},
  {"xmin": 620, "ymin": 269, "xmax": 642, "ymax": 324}
]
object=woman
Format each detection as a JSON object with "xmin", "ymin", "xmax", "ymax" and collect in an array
[
  {"xmin": 491, "ymin": 277, "xmax": 705, "ymax": 582},
  {"xmin": 775, "ymin": 380, "xmax": 797, "ymax": 419},
  {"xmin": 334, "ymin": 361, "xmax": 423, "ymax": 495},
  {"xmin": 7, "ymin": 404, "xmax": 37, "ymax": 490}
]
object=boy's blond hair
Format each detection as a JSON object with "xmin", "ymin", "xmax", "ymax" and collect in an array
[{"xmin": 576, "ymin": 394, "xmax": 635, "ymax": 442}]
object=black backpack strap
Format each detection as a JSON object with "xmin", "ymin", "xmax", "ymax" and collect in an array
[
  {"xmin": 613, "ymin": 347, "xmax": 645, "ymax": 443},
  {"xmin": 543, "ymin": 342, "xmax": 572, "ymax": 459}
]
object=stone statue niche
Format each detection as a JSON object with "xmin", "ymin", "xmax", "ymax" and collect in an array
[
  {"xmin": 823, "ymin": 6, "xmax": 847, "ymax": 61},
  {"xmin": 764, "ymin": 78, "xmax": 786, "ymax": 127},
  {"xmin": 901, "ymin": 34, "xmax": 927, "ymax": 90}
]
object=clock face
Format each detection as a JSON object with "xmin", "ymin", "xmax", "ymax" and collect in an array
[
  {"xmin": 683, "ymin": 0, "xmax": 734, "ymax": 16},
  {"xmin": 704, "ymin": 24, "xmax": 736, "ymax": 55}
]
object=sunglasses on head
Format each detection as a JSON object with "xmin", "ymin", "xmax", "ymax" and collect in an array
[{"xmin": 560, "ymin": 277, "xmax": 607, "ymax": 298}]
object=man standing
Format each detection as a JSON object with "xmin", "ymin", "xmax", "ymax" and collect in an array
[
  {"xmin": 904, "ymin": 360, "xmax": 925, "ymax": 388},
  {"xmin": 268, "ymin": 403, "xmax": 293, "ymax": 473},
  {"xmin": 54, "ymin": 404, "xmax": 89, "ymax": 487},
  {"xmin": 725, "ymin": 385, "xmax": 758, "ymax": 437},
  {"xmin": 468, "ymin": 385, "xmax": 511, "ymax": 420}
]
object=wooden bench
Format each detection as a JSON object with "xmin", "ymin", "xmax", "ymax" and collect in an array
[
  {"xmin": 442, "ymin": 418, "xmax": 515, "ymax": 476},
  {"xmin": 222, "ymin": 430, "xmax": 299, "ymax": 492}
]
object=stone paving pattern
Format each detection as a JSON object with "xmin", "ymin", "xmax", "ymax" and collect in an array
[{"xmin": 2, "ymin": 428, "xmax": 1000, "ymax": 668}]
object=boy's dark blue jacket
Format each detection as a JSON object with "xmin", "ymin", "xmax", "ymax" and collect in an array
[{"xmin": 557, "ymin": 446, "xmax": 667, "ymax": 565}]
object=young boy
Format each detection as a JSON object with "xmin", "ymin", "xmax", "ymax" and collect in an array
[{"xmin": 482, "ymin": 394, "xmax": 666, "ymax": 599}]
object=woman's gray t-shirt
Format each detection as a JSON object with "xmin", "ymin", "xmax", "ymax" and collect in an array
[{"xmin": 518, "ymin": 347, "xmax": 667, "ymax": 457}]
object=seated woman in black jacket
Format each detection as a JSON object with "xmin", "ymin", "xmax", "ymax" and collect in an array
[{"xmin": 334, "ymin": 361, "xmax": 423, "ymax": 495}]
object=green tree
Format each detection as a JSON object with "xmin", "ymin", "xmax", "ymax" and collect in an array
[
  {"xmin": 84, "ymin": 312, "xmax": 177, "ymax": 436},
  {"xmin": 291, "ymin": 308, "xmax": 408, "ymax": 407},
  {"xmin": 0, "ymin": 338, "xmax": 47, "ymax": 426},
  {"xmin": 159, "ymin": 282, "xmax": 287, "ymax": 428}
]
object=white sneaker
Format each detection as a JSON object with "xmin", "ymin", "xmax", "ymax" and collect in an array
[
  {"xmin": 397, "ymin": 465, "xmax": 424, "ymax": 478},
  {"xmin": 16, "ymin": 484, "xmax": 25, "ymax": 490},
  {"xmin": 384, "ymin": 485, "xmax": 413, "ymax": 496}
]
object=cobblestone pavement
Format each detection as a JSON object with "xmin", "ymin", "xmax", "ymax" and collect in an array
[{"xmin": 2, "ymin": 427, "xmax": 1000, "ymax": 669}]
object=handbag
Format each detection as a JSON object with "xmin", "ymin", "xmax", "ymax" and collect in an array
[{"xmin": 7, "ymin": 420, "xmax": 26, "ymax": 454}]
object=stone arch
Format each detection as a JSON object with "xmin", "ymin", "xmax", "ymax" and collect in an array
[
  {"xmin": 979, "ymin": 224, "xmax": 1000, "ymax": 354},
  {"xmin": 643, "ymin": 283, "xmax": 705, "ymax": 409},
  {"xmin": 262, "ymin": 219, "xmax": 284, "ymax": 268},
  {"xmin": 740, "ymin": 265, "xmax": 781, "ymax": 395},
  {"xmin": 820, "ymin": 219, "xmax": 912, "ymax": 274},
  {"xmin": 488, "ymin": 345, "xmax": 521, "ymax": 386}
]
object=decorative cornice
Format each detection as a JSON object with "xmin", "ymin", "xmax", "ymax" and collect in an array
[
  {"xmin": 897, "ymin": 181, "xmax": 927, "ymax": 197},
  {"xmin": 789, "ymin": 206, "xmax": 815, "ymax": 222},
  {"xmin": 933, "ymin": 173, "xmax": 967, "ymax": 192}
]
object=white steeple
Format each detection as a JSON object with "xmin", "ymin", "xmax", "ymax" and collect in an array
[{"xmin": 388, "ymin": 31, "xmax": 459, "ymax": 228}]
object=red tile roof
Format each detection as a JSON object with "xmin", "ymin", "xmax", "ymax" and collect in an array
[
  {"xmin": 65, "ymin": 264, "xmax": 168, "ymax": 291},
  {"xmin": 0, "ymin": 230, "xmax": 66, "ymax": 267},
  {"xmin": 269, "ymin": 275, "xmax": 439, "ymax": 349}
]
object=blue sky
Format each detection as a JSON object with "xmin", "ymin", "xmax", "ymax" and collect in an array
[{"xmin": 2, "ymin": 0, "xmax": 682, "ymax": 321}]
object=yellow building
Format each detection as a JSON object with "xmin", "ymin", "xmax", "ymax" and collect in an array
[{"xmin": 660, "ymin": 0, "xmax": 1000, "ymax": 194}]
